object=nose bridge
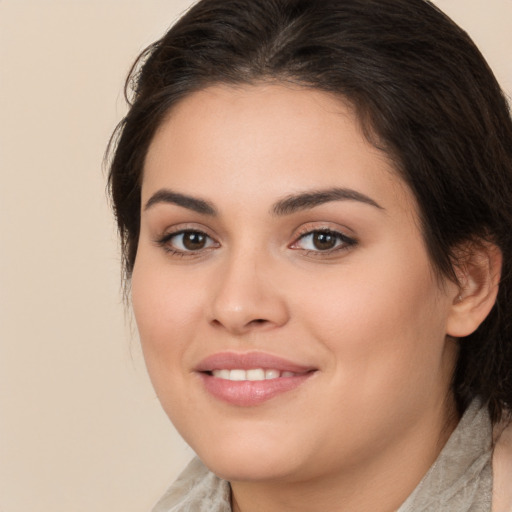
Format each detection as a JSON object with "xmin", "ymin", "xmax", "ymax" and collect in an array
[{"xmin": 209, "ymin": 241, "xmax": 288, "ymax": 333}]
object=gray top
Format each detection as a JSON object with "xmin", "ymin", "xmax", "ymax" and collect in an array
[
  {"xmin": 398, "ymin": 399, "xmax": 492, "ymax": 512},
  {"xmin": 152, "ymin": 399, "xmax": 492, "ymax": 512}
]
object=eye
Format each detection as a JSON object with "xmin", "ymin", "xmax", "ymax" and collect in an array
[
  {"xmin": 157, "ymin": 229, "xmax": 218, "ymax": 254},
  {"xmin": 291, "ymin": 229, "xmax": 356, "ymax": 253}
]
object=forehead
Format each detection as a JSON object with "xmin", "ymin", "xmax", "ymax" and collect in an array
[{"xmin": 143, "ymin": 83, "xmax": 414, "ymax": 214}]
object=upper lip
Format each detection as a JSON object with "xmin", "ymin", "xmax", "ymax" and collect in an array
[{"xmin": 195, "ymin": 351, "xmax": 316, "ymax": 373}]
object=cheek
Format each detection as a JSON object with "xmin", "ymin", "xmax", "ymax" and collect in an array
[
  {"xmin": 297, "ymin": 247, "xmax": 449, "ymax": 384},
  {"xmin": 131, "ymin": 258, "xmax": 202, "ymax": 371},
  {"xmin": 291, "ymin": 258, "xmax": 454, "ymax": 452},
  {"xmin": 132, "ymin": 239, "xmax": 209, "ymax": 326},
  {"xmin": 130, "ymin": 261, "xmax": 206, "ymax": 419}
]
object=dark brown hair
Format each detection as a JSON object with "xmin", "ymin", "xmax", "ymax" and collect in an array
[{"xmin": 108, "ymin": 0, "xmax": 512, "ymax": 422}]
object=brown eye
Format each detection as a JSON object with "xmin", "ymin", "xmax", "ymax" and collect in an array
[
  {"xmin": 292, "ymin": 229, "xmax": 357, "ymax": 253},
  {"xmin": 160, "ymin": 230, "xmax": 217, "ymax": 253},
  {"xmin": 182, "ymin": 231, "xmax": 207, "ymax": 250},
  {"xmin": 312, "ymin": 231, "xmax": 337, "ymax": 250}
]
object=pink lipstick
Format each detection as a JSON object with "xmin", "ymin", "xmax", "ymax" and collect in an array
[{"xmin": 195, "ymin": 352, "xmax": 316, "ymax": 406}]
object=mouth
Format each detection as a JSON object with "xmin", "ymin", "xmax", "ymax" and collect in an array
[{"xmin": 195, "ymin": 352, "xmax": 317, "ymax": 406}]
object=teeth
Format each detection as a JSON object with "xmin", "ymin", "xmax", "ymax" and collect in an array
[
  {"xmin": 230, "ymin": 369, "xmax": 246, "ymax": 381},
  {"xmin": 247, "ymin": 369, "xmax": 265, "ymax": 380},
  {"xmin": 265, "ymin": 369, "xmax": 279, "ymax": 379},
  {"xmin": 211, "ymin": 368, "xmax": 296, "ymax": 381}
]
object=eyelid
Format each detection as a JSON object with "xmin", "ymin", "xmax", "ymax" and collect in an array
[
  {"xmin": 294, "ymin": 219, "xmax": 355, "ymax": 235},
  {"xmin": 154, "ymin": 224, "xmax": 220, "ymax": 256},
  {"xmin": 155, "ymin": 221, "xmax": 217, "ymax": 240},
  {"xmin": 289, "ymin": 222, "xmax": 358, "ymax": 254}
]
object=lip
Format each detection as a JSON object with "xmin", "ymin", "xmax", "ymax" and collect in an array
[
  {"xmin": 195, "ymin": 351, "xmax": 317, "ymax": 407},
  {"xmin": 196, "ymin": 351, "xmax": 315, "ymax": 373}
]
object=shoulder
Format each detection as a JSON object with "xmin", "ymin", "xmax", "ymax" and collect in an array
[{"xmin": 493, "ymin": 416, "xmax": 512, "ymax": 512}]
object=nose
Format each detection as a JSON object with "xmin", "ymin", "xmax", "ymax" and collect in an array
[{"xmin": 208, "ymin": 250, "xmax": 289, "ymax": 335}]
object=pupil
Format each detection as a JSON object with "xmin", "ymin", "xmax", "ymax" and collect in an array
[
  {"xmin": 183, "ymin": 232, "xmax": 206, "ymax": 250},
  {"xmin": 313, "ymin": 232, "xmax": 336, "ymax": 250}
]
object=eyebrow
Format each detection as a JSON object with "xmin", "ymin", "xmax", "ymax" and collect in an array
[
  {"xmin": 143, "ymin": 186, "xmax": 383, "ymax": 216},
  {"xmin": 144, "ymin": 189, "xmax": 217, "ymax": 215},
  {"xmin": 272, "ymin": 187, "xmax": 384, "ymax": 215}
]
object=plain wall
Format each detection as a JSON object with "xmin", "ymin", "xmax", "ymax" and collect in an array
[{"xmin": 0, "ymin": 1, "xmax": 510, "ymax": 511}]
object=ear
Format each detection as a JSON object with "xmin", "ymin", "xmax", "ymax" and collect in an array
[{"xmin": 446, "ymin": 241, "xmax": 502, "ymax": 338}]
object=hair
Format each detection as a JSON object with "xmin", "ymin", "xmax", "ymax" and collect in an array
[{"xmin": 107, "ymin": 0, "xmax": 512, "ymax": 423}]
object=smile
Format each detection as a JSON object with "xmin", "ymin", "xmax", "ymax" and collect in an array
[{"xmin": 196, "ymin": 352, "xmax": 317, "ymax": 406}]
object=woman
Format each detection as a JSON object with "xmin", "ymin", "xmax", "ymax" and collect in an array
[{"xmin": 108, "ymin": 0, "xmax": 512, "ymax": 510}]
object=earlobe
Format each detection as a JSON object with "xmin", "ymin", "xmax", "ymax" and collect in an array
[{"xmin": 446, "ymin": 242, "xmax": 502, "ymax": 338}]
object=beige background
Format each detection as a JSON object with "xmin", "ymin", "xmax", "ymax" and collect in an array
[{"xmin": 0, "ymin": 1, "xmax": 510, "ymax": 511}]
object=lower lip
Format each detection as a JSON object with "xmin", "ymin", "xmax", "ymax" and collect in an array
[{"xmin": 199, "ymin": 372, "xmax": 314, "ymax": 407}]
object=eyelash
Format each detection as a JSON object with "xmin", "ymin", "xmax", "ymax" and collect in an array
[
  {"xmin": 155, "ymin": 227, "xmax": 357, "ymax": 257},
  {"xmin": 155, "ymin": 229, "xmax": 219, "ymax": 257},
  {"xmin": 290, "ymin": 228, "xmax": 357, "ymax": 256}
]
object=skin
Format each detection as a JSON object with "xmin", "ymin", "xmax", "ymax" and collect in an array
[{"xmin": 132, "ymin": 84, "xmax": 466, "ymax": 511}]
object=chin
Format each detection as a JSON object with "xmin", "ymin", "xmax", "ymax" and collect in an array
[
  {"xmin": 201, "ymin": 451, "xmax": 300, "ymax": 483},
  {"xmin": 182, "ymin": 424, "xmax": 309, "ymax": 483}
]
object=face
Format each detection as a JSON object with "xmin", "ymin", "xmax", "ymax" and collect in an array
[{"xmin": 132, "ymin": 84, "xmax": 459, "ymax": 484}]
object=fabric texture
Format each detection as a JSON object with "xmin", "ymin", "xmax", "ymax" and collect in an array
[
  {"xmin": 397, "ymin": 399, "xmax": 492, "ymax": 512},
  {"xmin": 152, "ymin": 457, "xmax": 231, "ymax": 512},
  {"xmin": 152, "ymin": 400, "xmax": 505, "ymax": 512}
]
